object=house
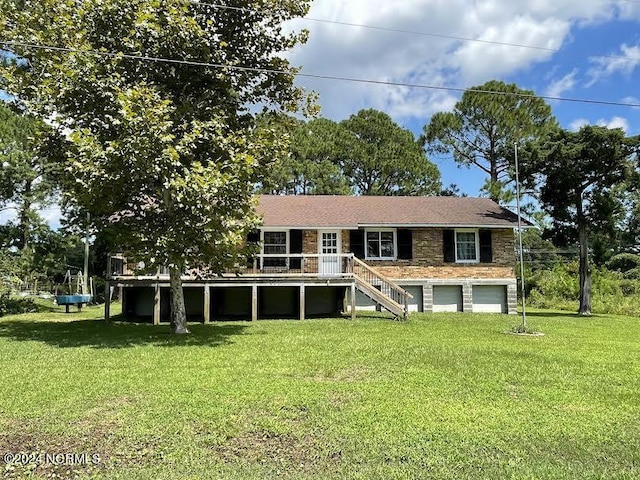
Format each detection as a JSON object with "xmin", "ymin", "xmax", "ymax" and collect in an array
[{"xmin": 105, "ymin": 195, "xmax": 523, "ymax": 323}]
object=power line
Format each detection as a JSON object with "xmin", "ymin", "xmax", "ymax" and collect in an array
[
  {"xmin": 186, "ymin": 1, "xmax": 640, "ymax": 66},
  {"xmin": 3, "ymin": 39, "xmax": 640, "ymax": 108}
]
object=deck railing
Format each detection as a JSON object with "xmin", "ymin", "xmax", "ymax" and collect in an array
[{"xmin": 108, "ymin": 254, "xmax": 355, "ymax": 279}]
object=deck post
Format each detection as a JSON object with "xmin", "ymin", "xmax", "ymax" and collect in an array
[
  {"xmin": 203, "ymin": 284, "xmax": 211, "ymax": 324},
  {"xmin": 251, "ymin": 284, "xmax": 258, "ymax": 321},
  {"xmin": 350, "ymin": 283, "xmax": 356, "ymax": 321},
  {"xmin": 153, "ymin": 283, "xmax": 161, "ymax": 325},
  {"xmin": 299, "ymin": 284, "xmax": 305, "ymax": 321},
  {"xmin": 104, "ymin": 280, "xmax": 110, "ymax": 323}
]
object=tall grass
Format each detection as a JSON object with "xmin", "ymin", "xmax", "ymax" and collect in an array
[{"xmin": 526, "ymin": 262, "xmax": 640, "ymax": 316}]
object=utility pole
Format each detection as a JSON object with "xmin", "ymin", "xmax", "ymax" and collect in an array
[
  {"xmin": 514, "ymin": 143, "xmax": 527, "ymax": 330},
  {"xmin": 84, "ymin": 212, "xmax": 90, "ymax": 295}
]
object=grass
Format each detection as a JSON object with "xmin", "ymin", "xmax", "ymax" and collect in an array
[{"xmin": 1, "ymin": 303, "xmax": 639, "ymax": 479}]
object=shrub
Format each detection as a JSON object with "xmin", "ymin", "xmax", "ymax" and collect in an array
[
  {"xmin": 606, "ymin": 253, "xmax": 640, "ymax": 273},
  {"xmin": 623, "ymin": 267, "xmax": 640, "ymax": 280},
  {"xmin": 527, "ymin": 263, "xmax": 640, "ymax": 316},
  {"xmin": 0, "ymin": 292, "xmax": 37, "ymax": 317}
]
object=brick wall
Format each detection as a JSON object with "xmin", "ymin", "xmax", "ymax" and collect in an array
[
  {"xmin": 374, "ymin": 265, "xmax": 515, "ymax": 279},
  {"xmin": 300, "ymin": 227, "xmax": 516, "ymax": 279},
  {"xmin": 303, "ymin": 230, "xmax": 317, "ymax": 254}
]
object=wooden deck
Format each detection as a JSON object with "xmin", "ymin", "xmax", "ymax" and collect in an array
[{"xmin": 105, "ymin": 254, "xmax": 412, "ymax": 323}]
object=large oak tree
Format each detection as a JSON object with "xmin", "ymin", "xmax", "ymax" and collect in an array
[{"xmin": 1, "ymin": 0, "xmax": 312, "ymax": 333}]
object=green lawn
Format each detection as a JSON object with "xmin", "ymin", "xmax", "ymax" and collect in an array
[{"xmin": 1, "ymin": 304, "xmax": 639, "ymax": 479}]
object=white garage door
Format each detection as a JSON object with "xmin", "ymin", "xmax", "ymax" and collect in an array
[
  {"xmin": 472, "ymin": 285, "xmax": 507, "ymax": 313},
  {"xmin": 433, "ymin": 285, "xmax": 462, "ymax": 312},
  {"xmin": 400, "ymin": 285, "xmax": 423, "ymax": 313}
]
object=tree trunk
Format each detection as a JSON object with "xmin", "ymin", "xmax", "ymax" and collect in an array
[
  {"xmin": 18, "ymin": 181, "xmax": 32, "ymax": 250},
  {"xmin": 169, "ymin": 264, "xmax": 189, "ymax": 334},
  {"xmin": 577, "ymin": 199, "xmax": 591, "ymax": 316}
]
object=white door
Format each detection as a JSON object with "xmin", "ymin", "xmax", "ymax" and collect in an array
[{"xmin": 318, "ymin": 230, "xmax": 341, "ymax": 276}]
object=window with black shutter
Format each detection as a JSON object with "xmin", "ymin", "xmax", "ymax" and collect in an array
[
  {"xmin": 443, "ymin": 229, "xmax": 455, "ymax": 263},
  {"xmin": 397, "ymin": 229, "xmax": 413, "ymax": 260}
]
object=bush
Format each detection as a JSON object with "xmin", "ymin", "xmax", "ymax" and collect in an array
[
  {"xmin": 0, "ymin": 292, "xmax": 37, "ymax": 317},
  {"xmin": 606, "ymin": 253, "xmax": 640, "ymax": 273},
  {"xmin": 623, "ymin": 267, "xmax": 640, "ymax": 280},
  {"xmin": 527, "ymin": 263, "xmax": 640, "ymax": 316}
]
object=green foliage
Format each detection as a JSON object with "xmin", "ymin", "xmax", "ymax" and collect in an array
[
  {"xmin": 263, "ymin": 109, "xmax": 442, "ymax": 196},
  {"xmin": 508, "ymin": 321, "xmax": 538, "ymax": 334},
  {"xmin": 0, "ymin": 292, "xmax": 37, "ymax": 317},
  {"xmin": 1, "ymin": 0, "xmax": 312, "ymax": 329},
  {"xmin": 0, "ymin": 103, "xmax": 61, "ymax": 252},
  {"xmin": 423, "ymin": 80, "xmax": 556, "ymax": 201},
  {"xmin": 527, "ymin": 262, "xmax": 640, "ymax": 316},
  {"xmin": 0, "ymin": 249, "xmax": 21, "ymax": 294},
  {"xmin": 606, "ymin": 253, "xmax": 640, "ymax": 273},
  {"xmin": 339, "ymin": 109, "xmax": 441, "ymax": 195},
  {"xmin": 623, "ymin": 267, "xmax": 640, "ymax": 280},
  {"xmin": 521, "ymin": 125, "xmax": 638, "ymax": 314},
  {"xmin": 260, "ymin": 115, "xmax": 352, "ymax": 195}
]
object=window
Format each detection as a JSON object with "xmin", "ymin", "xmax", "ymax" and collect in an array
[
  {"xmin": 365, "ymin": 230, "xmax": 396, "ymax": 260},
  {"xmin": 262, "ymin": 231, "xmax": 288, "ymax": 268},
  {"xmin": 455, "ymin": 230, "xmax": 479, "ymax": 263}
]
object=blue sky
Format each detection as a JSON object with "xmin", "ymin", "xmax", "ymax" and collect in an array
[{"xmin": 287, "ymin": 0, "xmax": 640, "ymax": 195}]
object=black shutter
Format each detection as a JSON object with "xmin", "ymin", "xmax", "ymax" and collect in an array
[
  {"xmin": 397, "ymin": 229, "xmax": 413, "ymax": 260},
  {"xmin": 350, "ymin": 230, "xmax": 365, "ymax": 259},
  {"xmin": 479, "ymin": 229, "xmax": 493, "ymax": 263},
  {"xmin": 246, "ymin": 229, "xmax": 260, "ymax": 268},
  {"xmin": 290, "ymin": 229, "xmax": 303, "ymax": 269},
  {"xmin": 247, "ymin": 230, "xmax": 260, "ymax": 243},
  {"xmin": 443, "ymin": 229, "xmax": 455, "ymax": 263}
]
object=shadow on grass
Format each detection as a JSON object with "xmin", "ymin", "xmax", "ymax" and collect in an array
[
  {"xmin": 523, "ymin": 311, "xmax": 583, "ymax": 318},
  {"xmin": 0, "ymin": 318, "xmax": 249, "ymax": 349}
]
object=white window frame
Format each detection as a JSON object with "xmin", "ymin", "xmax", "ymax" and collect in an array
[
  {"xmin": 364, "ymin": 228, "xmax": 397, "ymax": 261},
  {"xmin": 455, "ymin": 229, "xmax": 480, "ymax": 263},
  {"xmin": 260, "ymin": 229, "xmax": 289, "ymax": 268}
]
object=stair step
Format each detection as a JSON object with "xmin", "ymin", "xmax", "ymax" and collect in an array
[{"xmin": 355, "ymin": 278, "xmax": 404, "ymax": 317}]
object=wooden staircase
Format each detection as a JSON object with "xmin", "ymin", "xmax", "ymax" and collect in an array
[{"xmin": 352, "ymin": 257, "xmax": 413, "ymax": 318}]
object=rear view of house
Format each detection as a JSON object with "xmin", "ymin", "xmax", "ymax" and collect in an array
[{"xmin": 106, "ymin": 195, "xmax": 521, "ymax": 323}]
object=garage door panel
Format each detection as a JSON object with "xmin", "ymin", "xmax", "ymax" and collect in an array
[
  {"xmin": 433, "ymin": 285, "xmax": 462, "ymax": 312},
  {"xmin": 400, "ymin": 285, "xmax": 423, "ymax": 313},
  {"xmin": 472, "ymin": 285, "xmax": 507, "ymax": 313}
]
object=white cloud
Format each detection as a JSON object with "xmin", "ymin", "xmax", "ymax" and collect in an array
[
  {"xmin": 544, "ymin": 69, "xmax": 578, "ymax": 98},
  {"xmin": 569, "ymin": 116, "xmax": 629, "ymax": 132},
  {"xmin": 569, "ymin": 118, "xmax": 589, "ymax": 131},
  {"xmin": 288, "ymin": 0, "xmax": 626, "ymax": 123},
  {"xmin": 597, "ymin": 116, "xmax": 629, "ymax": 132},
  {"xmin": 587, "ymin": 43, "xmax": 640, "ymax": 86}
]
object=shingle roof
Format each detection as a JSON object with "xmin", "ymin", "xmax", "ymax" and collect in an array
[{"xmin": 257, "ymin": 195, "xmax": 524, "ymax": 229}]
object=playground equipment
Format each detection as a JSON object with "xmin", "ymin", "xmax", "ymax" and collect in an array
[{"xmin": 55, "ymin": 270, "xmax": 93, "ymax": 313}]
